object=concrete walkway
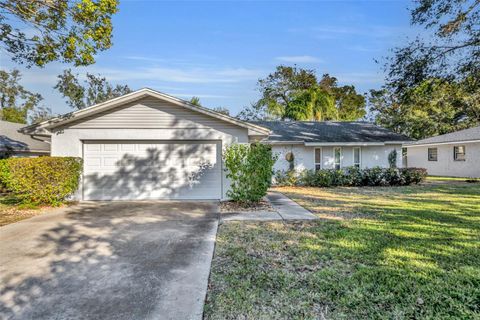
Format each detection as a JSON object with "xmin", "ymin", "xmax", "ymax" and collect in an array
[
  {"xmin": 267, "ymin": 192, "xmax": 317, "ymax": 220},
  {"xmin": 222, "ymin": 192, "xmax": 317, "ymax": 222}
]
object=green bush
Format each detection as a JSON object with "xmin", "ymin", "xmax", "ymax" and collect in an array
[
  {"xmin": 223, "ymin": 143, "xmax": 277, "ymax": 203},
  {"xmin": 0, "ymin": 157, "xmax": 82, "ymax": 205},
  {"xmin": 274, "ymin": 166, "xmax": 427, "ymax": 188}
]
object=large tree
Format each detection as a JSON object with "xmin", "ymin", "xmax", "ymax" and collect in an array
[
  {"xmin": 386, "ymin": 0, "xmax": 480, "ymax": 94},
  {"xmin": 0, "ymin": 69, "xmax": 43, "ymax": 124},
  {"xmin": 251, "ymin": 66, "xmax": 366, "ymax": 121},
  {"xmin": 370, "ymin": 78, "xmax": 480, "ymax": 139},
  {"xmin": 0, "ymin": 0, "xmax": 119, "ymax": 67},
  {"xmin": 55, "ymin": 69, "xmax": 131, "ymax": 109}
]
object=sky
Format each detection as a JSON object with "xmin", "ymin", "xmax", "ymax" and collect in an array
[{"xmin": 1, "ymin": 0, "xmax": 421, "ymax": 117}]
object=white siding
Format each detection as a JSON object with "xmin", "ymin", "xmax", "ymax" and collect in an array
[
  {"xmin": 406, "ymin": 142, "xmax": 480, "ymax": 178},
  {"xmin": 62, "ymin": 98, "xmax": 240, "ymax": 130},
  {"xmin": 51, "ymin": 97, "xmax": 250, "ymax": 200},
  {"xmin": 271, "ymin": 144, "xmax": 403, "ymax": 172}
]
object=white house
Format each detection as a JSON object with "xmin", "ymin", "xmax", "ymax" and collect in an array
[
  {"xmin": 251, "ymin": 121, "xmax": 411, "ymax": 172},
  {"xmin": 21, "ymin": 89, "xmax": 270, "ymax": 201},
  {"xmin": 21, "ymin": 88, "xmax": 412, "ymax": 201},
  {"xmin": 404, "ymin": 126, "xmax": 480, "ymax": 178}
]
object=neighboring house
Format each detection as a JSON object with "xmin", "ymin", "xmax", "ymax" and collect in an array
[
  {"xmin": 252, "ymin": 121, "xmax": 412, "ymax": 172},
  {"xmin": 20, "ymin": 88, "xmax": 412, "ymax": 201},
  {"xmin": 404, "ymin": 126, "xmax": 480, "ymax": 178},
  {"xmin": 20, "ymin": 88, "xmax": 270, "ymax": 201},
  {"xmin": 0, "ymin": 120, "xmax": 50, "ymax": 157}
]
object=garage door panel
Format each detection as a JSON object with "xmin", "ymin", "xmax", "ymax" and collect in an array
[{"xmin": 82, "ymin": 141, "xmax": 221, "ymax": 200}]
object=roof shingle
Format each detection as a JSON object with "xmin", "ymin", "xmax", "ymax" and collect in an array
[
  {"xmin": 405, "ymin": 125, "xmax": 480, "ymax": 146},
  {"xmin": 250, "ymin": 121, "xmax": 412, "ymax": 143}
]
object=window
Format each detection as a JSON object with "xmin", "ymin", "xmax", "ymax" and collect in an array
[
  {"xmin": 314, "ymin": 148, "xmax": 322, "ymax": 171},
  {"xmin": 334, "ymin": 147, "xmax": 341, "ymax": 170},
  {"xmin": 454, "ymin": 146, "xmax": 466, "ymax": 161},
  {"xmin": 402, "ymin": 147, "xmax": 408, "ymax": 167},
  {"xmin": 428, "ymin": 148, "xmax": 438, "ymax": 161},
  {"xmin": 353, "ymin": 147, "xmax": 361, "ymax": 168}
]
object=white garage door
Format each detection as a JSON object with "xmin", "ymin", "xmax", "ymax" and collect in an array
[{"xmin": 82, "ymin": 140, "xmax": 222, "ymax": 200}]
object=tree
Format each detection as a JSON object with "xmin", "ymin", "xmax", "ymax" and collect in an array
[
  {"xmin": 189, "ymin": 96, "xmax": 201, "ymax": 106},
  {"xmin": 369, "ymin": 78, "xmax": 480, "ymax": 139},
  {"xmin": 253, "ymin": 67, "xmax": 366, "ymax": 121},
  {"xmin": 0, "ymin": 0, "xmax": 119, "ymax": 67},
  {"xmin": 257, "ymin": 65, "xmax": 317, "ymax": 120},
  {"xmin": 211, "ymin": 107, "xmax": 230, "ymax": 116},
  {"xmin": 55, "ymin": 69, "xmax": 131, "ymax": 110},
  {"xmin": 385, "ymin": 0, "xmax": 480, "ymax": 94},
  {"xmin": 236, "ymin": 102, "xmax": 271, "ymax": 121},
  {"xmin": 0, "ymin": 69, "xmax": 42, "ymax": 124}
]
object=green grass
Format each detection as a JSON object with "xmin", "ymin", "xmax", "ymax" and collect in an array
[
  {"xmin": 0, "ymin": 194, "xmax": 42, "ymax": 226},
  {"xmin": 426, "ymin": 175, "xmax": 476, "ymax": 181},
  {"xmin": 205, "ymin": 184, "xmax": 480, "ymax": 319}
]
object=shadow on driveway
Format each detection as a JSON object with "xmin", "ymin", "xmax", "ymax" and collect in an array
[{"xmin": 0, "ymin": 201, "xmax": 219, "ymax": 320}]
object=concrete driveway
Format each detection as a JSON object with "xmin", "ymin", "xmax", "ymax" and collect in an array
[{"xmin": 0, "ymin": 201, "xmax": 219, "ymax": 320}]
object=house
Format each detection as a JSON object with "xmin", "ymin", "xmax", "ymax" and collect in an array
[
  {"xmin": 252, "ymin": 121, "xmax": 412, "ymax": 172},
  {"xmin": 0, "ymin": 120, "xmax": 50, "ymax": 158},
  {"xmin": 20, "ymin": 88, "xmax": 270, "ymax": 200},
  {"xmin": 20, "ymin": 88, "xmax": 412, "ymax": 201},
  {"xmin": 404, "ymin": 126, "xmax": 480, "ymax": 178}
]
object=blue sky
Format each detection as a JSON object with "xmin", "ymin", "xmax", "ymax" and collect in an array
[{"xmin": 1, "ymin": 0, "xmax": 420, "ymax": 117}]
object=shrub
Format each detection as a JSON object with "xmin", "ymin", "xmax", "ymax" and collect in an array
[
  {"xmin": 400, "ymin": 168, "xmax": 428, "ymax": 185},
  {"xmin": 274, "ymin": 169, "xmax": 298, "ymax": 186},
  {"xmin": 0, "ymin": 157, "xmax": 82, "ymax": 205},
  {"xmin": 273, "ymin": 166, "xmax": 427, "ymax": 188},
  {"xmin": 388, "ymin": 149, "xmax": 398, "ymax": 168},
  {"xmin": 223, "ymin": 143, "xmax": 277, "ymax": 203}
]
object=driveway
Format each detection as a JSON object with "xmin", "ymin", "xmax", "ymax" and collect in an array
[{"xmin": 0, "ymin": 201, "xmax": 219, "ymax": 320}]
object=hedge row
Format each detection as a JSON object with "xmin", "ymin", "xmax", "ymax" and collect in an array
[
  {"xmin": 274, "ymin": 167, "xmax": 427, "ymax": 187},
  {"xmin": 0, "ymin": 157, "xmax": 82, "ymax": 205}
]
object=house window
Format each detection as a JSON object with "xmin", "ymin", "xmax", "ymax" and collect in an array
[
  {"xmin": 428, "ymin": 148, "xmax": 438, "ymax": 161},
  {"xmin": 353, "ymin": 147, "xmax": 361, "ymax": 168},
  {"xmin": 454, "ymin": 146, "xmax": 466, "ymax": 161},
  {"xmin": 334, "ymin": 147, "xmax": 341, "ymax": 170},
  {"xmin": 314, "ymin": 148, "xmax": 322, "ymax": 171}
]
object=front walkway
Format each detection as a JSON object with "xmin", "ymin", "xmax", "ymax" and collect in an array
[
  {"xmin": 267, "ymin": 192, "xmax": 317, "ymax": 220},
  {"xmin": 222, "ymin": 192, "xmax": 317, "ymax": 222}
]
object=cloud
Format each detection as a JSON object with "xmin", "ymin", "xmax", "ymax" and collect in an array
[
  {"xmin": 289, "ymin": 25, "xmax": 407, "ymax": 40},
  {"xmin": 89, "ymin": 66, "xmax": 263, "ymax": 84},
  {"xmin": 275, "ymin": 55, "xmax": 323, "ymax": 63}
]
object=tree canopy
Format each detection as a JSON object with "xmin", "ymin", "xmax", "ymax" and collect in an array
[
  {"xmin": 385, "ymin": 0, "xmax": 480, "ymax": 94},
  {"xmin": 0, "ymin": 0, "xmax": 119, "ymax": 67},
  {"xmin": 369, "ymin": 78, "xmax": 480, "ymax": 139},
  {"xmin": 248, "ymin": 66, "xmax": 366, "ymax": 121},
  {"xmin": 0, "ymin": 69, "xmax": 43, "ymax": 124},
  {"xmin": 55, "ymin": 69, "xmax": 131, "ymax": 110},
  {"xmin": 375, "ymin": 0, "xmax": 480, "ymax": 138}
]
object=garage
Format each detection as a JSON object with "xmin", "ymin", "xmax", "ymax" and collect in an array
[
  {"xmin": 21, "ymin": 88, "xmax": 270, "ymax": 201},
  {"xmin": 83, "ymin": 140, "xmax": 222, "ymax": 200}
]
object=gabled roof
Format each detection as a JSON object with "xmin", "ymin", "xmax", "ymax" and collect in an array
[
  {"xmin": 0, "ymin": 120, "xmax": 50, "ymax": 153},
  {"xmin": 250, "ymin": 121, "xmax": 412, "ymax": 145},
  {"xmin": 20, "ymin": 88, "xmax": 270, "ymax": 136},
  {"xmin": 405, "ymin": 125, "xmax": 480, "ymax": 146}
]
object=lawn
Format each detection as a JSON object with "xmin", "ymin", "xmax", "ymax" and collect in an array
[
  {"xmin": 0, "ymin": 194, "xmax": 50, "ymax": 227},
  {"xmin": 205, "ymin": 183, "xmax": 480, "ymax": 319}
]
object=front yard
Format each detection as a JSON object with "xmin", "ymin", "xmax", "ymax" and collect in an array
[{"xmin": 204, "ymin": 183, "xmax": 480, "ymax": 319}]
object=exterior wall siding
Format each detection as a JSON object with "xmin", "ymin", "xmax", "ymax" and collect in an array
[
  {"xmin": 51, "ymin": 98, "xmax": 250, "ymax": 200},
  {"xmin": 62, "ymin": 98, "xmax": 241, "ymax": 130},
  {"xmin": 406, "ymin": 142, "xmax": 480, "ymax": 178},
  {"xmin": 271, "ymin": 144, "xmax": 403, "ymax": 172}
]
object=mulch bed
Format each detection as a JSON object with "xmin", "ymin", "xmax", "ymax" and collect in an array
[{"xmin": 220, "ymin": 198, "xmax": 275, "ymax": 213}]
